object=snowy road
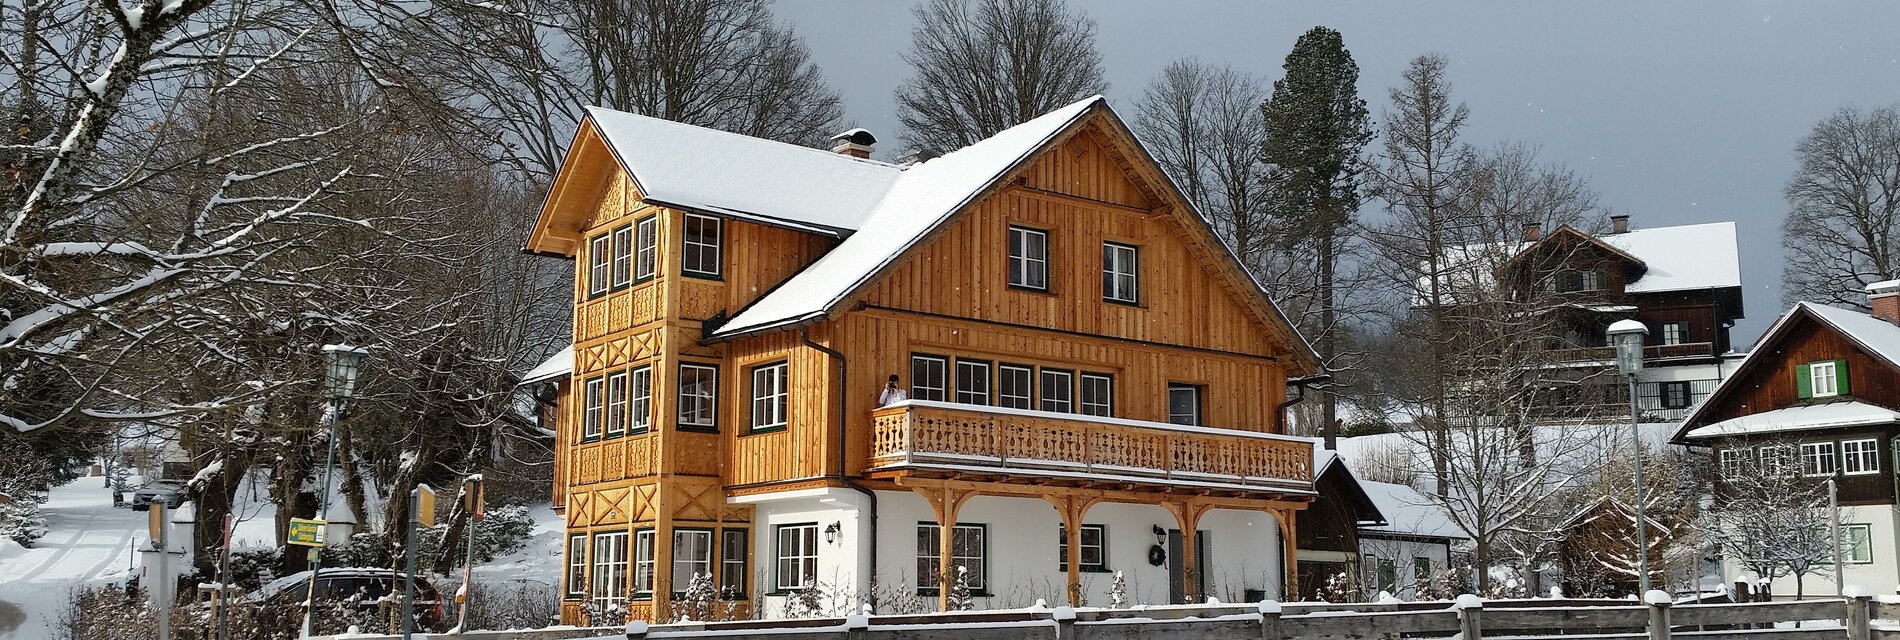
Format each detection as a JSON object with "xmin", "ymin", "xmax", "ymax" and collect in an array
[{"xmin": 0, "ymin": 478, "xmax": 148, "ymax": 639}]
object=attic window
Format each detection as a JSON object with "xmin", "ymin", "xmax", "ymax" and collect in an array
[
  {"xmin": 634, "ymin": 216, "xmax": 658, "ymax": 283},
  {"xmin": 588, "ymin": 235, "xmax": 611, "ymax": 298},
  {"xmin": 682, "ymin": 214, "xmax": 722, "ymax": 279},
  {"xmin": 1552, "ymin": 269, "xmax": 1606, "ymax": 293},
  {"xmin": 1800, "ymin": 360, "xmax": 1845, "ymax": 398}
]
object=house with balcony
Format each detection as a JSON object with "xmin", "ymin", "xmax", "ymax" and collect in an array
[
  {"xmin": 1435, "ymin": 219, "xmax": 1745, "ymax": 423},
  {"xmin": 1671, "ymin": 282, "xmax": 1900, "ymax": 597},
  {"xmin": 521, "ymin": 96, "xmax": 1321, "ymax": 623}
]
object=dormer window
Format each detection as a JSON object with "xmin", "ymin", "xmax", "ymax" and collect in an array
[{"xmin": 1799, "ymin": 360, "xmax": 1846, "ymax": 398}]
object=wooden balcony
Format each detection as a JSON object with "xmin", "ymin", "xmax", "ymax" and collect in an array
[
  {"xmin": 1546, "ymin": 342, "xmax": 1715, "ymax": 364},
  {"xmin": 867, "ymin": 400, "xmax": 1313, "ymax": 496}
]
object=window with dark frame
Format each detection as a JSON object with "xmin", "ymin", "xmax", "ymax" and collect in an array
[
  {"xmin": 955, "ymin": 359, "xmax": 991, "ymax": 405},
  {"xmin": 1080, "ymin": 373, "xmax": 1113, "ymax": 417},
  {"xmin": 592, "ymin": 531, "xmax": 629, "ymax": 610},
  {"xmin": 1008, "ymin": 226, "xmax": 1049, "ymax": 290},
  {"xmin": 605, "ymin": 371, "xmax": 629, "ymax": 438},
  {"xmin": 582, "ymin": 377, "xmax": 604, "ymax": 441},
  {"xmin": 775, "ymin": 523, "xmax": 818, "ymax": 591},
  {"xmin": 749, "ymin": 361, "xmax": 789, "ymax": 433},
  {"xmin": 611, "ymin": 225, "xmax": 633, "ymax": 289},
  {"xmin": 998, "ymin": 364, "xmax": 1033, "ymax": 409},
  {"xmin": 1058, "ymin": 524, "xmax": 1108, "ymax": 572},
  {"xmin": 682, "ymin": 214, "xmax": 722, "ymax": 278},
  {"xmin": 629, "ymin": 365, "xmax": 652, "ymax": 433},
  {"xmin": 1167, "ymin": 383, "xmax": 1203, "ymax": 426},
  {"xmin": 720, "ymin": 529, "xmax": 748, "ymax": 600},
  {"xmin": 587, "ymin": 235, "xmax": 611, "ymax": 298},
  {"xmin": 1040, "ymin": 369, "xmax": 1074, "ymax": 413},
  {"xmin": 1661, "ymin": 322, "xmax": 1689, "ymax": 346},
  {"xmin": 917, "ymin": 523, "xmax": 986, "ymax": 595},
  {"xmin": 911, "ymin": 354, "xmax": 948, "ymax": 402},
  {"xmin": 670, "ymin": 529, "xmax": 713, "ymax": 596},
  {"xmin": 678, "ymin": 363, "xmax": 718, "ymax": 431},
  {"xmin": 1102, "ymin": 242, "xmax": 1139, "ymax": 303},
  {"xmin": 566, "ymin": 534, "xmax": 586, "ymax": 597},
  {"xmin": 631, "ymin": 529, "xmax": 655, "ymax": 598},
  {"xmin": 1661, "ymin": 381, "xmax": 1691, "ymax": 410},
  {"xmin": 634, "ymin": 216, "xmax": 658, "ymax": 282}
]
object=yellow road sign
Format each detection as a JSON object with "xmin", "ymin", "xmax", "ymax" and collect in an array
[
  {"xmin": 287, "ymin": 518, "xmax": 327, "ymax": 547},
  {"xmin": 415, "ymin": 484, "xmax": 437, "ymax": 527}
]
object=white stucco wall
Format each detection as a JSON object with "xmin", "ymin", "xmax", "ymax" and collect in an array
[
  {"xmin": 1357, "ymin": 535, "xmax": 1453, "ymax": 600},
  {"xmin": 739, "ymin": 489, "xmax": 1288, "ymax": 616},
  {"xmin": 1733, "ymin": 504, "xmax": 1900, "ymax": 598}
]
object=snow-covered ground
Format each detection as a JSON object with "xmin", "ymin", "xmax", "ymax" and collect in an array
[{"xmin": 0, "ymin": 472, "xmax": 563, "ymax": 639}]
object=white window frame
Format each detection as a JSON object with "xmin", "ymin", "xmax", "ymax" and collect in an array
[
  {"xmin": 918, "ymin": 523, "xmax": 986, "ymax": 594},
  {"xmin": 1661, "ymin": 322, "xmax": 1689, "ymax": 346},
  {"xmin": 587, "ymin": 235, "xmax": 611, "ymax": 297},
  {"xmin": 582, "ymin": 377, "xmax": 604, "ymax": 441},
  {"xmin": 750, "ymin": 362, "xmax": 789, "ymax": 432},
  {"xmin": 682, "ymin": 214, "xmax": 722, "ymax": 278},
  {"xmin": 1800, "ymin": 441, "xmax": 1837, "ymax": 477},
  {"xmin": 1058, "ymin": 524, "xmax": 1108, "ymax": 573},
  {"xmin": 1811, "ymin": 361, "xmax": 1840, "ymax": 397},
  {"xmin": 997, "ymin": 364, "xmax": 1033, "ymax": 409},
  {"xmin": 1040, "ymin": 369, "xmax": 1074, "ymax": 413},
  {"xmin": 1758, "ymin": 444, "xmax": 1797, "ymax": 477},
  {"xmin": 605, "ymin": 371, "xmax": 629, "ymax": 438},
  {"xmin": 1103, "ymin": 242, "xmax": 1139, "ymax": 303},
  {"xmin": 910, "ymin": 354, "xmax": 949, "ymax": 402},
  {"xmin": 631, "ymin": 529, "xmax": 655, "ymax": 598},
  {"xmin": 1846, "ymin": 524, "xmax": 1874, "ymax": 564},
  {"xmin": 1008, "ymin": 226, "xmax": 1049, "ymax": 290},
  {"xmin": 1843, "ymin": 439, "xmax": 1881, "ymax": 475},
  {"xmin": 1080, "ymin": 373, "xmax": 1113, "ymax": 417},
  {"xmin": 634, "ymin": 216, "xmax": 658, "ymax": 282},
  {"xmin": 1718, "ymin": 448, "xmax": 1748, "ymax": 480},
  {"xmin": 611, "ymin": 225, "xmax": 633, "ymax": 289},
  {"xmin": 678, "ymin": 363, "xmax": 718, "ymax": 431},
  {"xmin": 955, "ymin": 359, "xmax": 991, "ymax": 406},
  {"xmin": 1167, "ymin": 383, "xmax": 1202, "ymax": 426},
  {"xmin": 566, "ymin": 534, "xmax": 587, "ymax": 597},
  {"xmin": 671, "ymin": 529, "xmax": 713, "ymax": 596},
  {"xmin": 775, "ymin": 523, "xmax": 819, "ymax": 591},
  {"xmin": 592, "ymin": 531, "xmax": 630, "ymax": 611},
  {"xmin": 629, "ymin": 365, "xmax": 652, "ymax": 433}
]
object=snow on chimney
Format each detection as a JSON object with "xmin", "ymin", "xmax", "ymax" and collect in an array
[
  {"xmin": 1523, "ymin": 222, "xmax": 1542, "ymax": 242},
  {"xmin": 1611, "ymin": 214, "xmax": 1630, "ymax": 234},
  {"xmin": 1870, "ymin": 280, "xmax": 1900, "ymax": 324},
  {"xmin": 829, "ymin": 128, "xmax": 876, "ymax": 159}
]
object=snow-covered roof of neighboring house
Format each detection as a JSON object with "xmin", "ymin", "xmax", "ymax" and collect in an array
[
  {"xmin": 1594, "ymin": 222, "xmax": 1741, "ymax": 293},
  {"xmin": 1313, "ymin": 447, "xmax": 1388, "ymax": 526},
  {"xmin": 584, "ymin": 107, "xmax": 903, "ymax": 235},
  {"xmin": 1674, "ymin": 302, "xmax": 1900, "ymax": 441},
  {"xmin": 1682, "ymin": 401, "xmax": 1900, "ymax": 440},
  {"xmin": 1356, "ymin": 480, "xmax": 1468, "ymax": 541},
  {"xmin": 518, "ymin": 346, "xmax": 572, "ymax": 385},
  {"xmin": 707, "ymin": 96, "xmax": 1102, "ymax": 339}
]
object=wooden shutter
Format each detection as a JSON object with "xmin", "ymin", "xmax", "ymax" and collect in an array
[
  {"xmin": 1796, "ymin": 363, "xmax": 1813, "ymax": 399},
  {"xmin": 1835, "ymin": 359, "xmax": 1851, "ymax": 396}
]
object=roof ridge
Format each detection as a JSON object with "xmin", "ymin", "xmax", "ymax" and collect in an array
[{"xmin": 582, "ymin": 105, "xmax": 905, "ymax": 169}]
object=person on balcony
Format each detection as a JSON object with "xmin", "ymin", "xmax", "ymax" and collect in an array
[{"xmin": 878, "ymin": 374, "xmax": 908, "ymax": 407}]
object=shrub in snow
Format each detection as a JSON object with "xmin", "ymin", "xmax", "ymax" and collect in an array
[
  {"xmin": 1314, "ymin": 571, "xmax": 1355, "ymax": 603},
  {"xmin": 946, "ymin": 565, "xmax": 974, "ymax": 611},
  {"xmin": 1106, "ymin": 571, "xmax": 1128, "ymax": 608},
  {"xmin": 782, "ymin": 580, "xmax": 826, "ymax": 619},
  {"xmin": 868, "ymin": 573, "xmax": 929, "ymax": 615},
  {"xmin": 0, "ymin": 495, "xmax": 48, "ymax": 546},
  {"xmin": 226, "ymin": 546, "xmax": 283, "ymax": 591},
  {"xmin": 667, "ymin": 572, "xmax": 723, "ymax": 622},
  {"xmin": 465, "ymin": 580, "xmax": 560, "ymax": 632}
]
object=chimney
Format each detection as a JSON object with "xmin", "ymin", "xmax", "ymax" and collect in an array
[
  {"xmin": 1870, "ymin": 280, "xmax": 1900, "ymax": 324},
  {"xmin": 829, "ymin": 128, "xmax": 876, "ymax": 159},
  {"xmin": 1610, "ymin": 214, "xmax": 1630, "ymax": 234},
  {"xmin": 1522, "ymin": 222, "xmax": 1542, "ymax": 242}
]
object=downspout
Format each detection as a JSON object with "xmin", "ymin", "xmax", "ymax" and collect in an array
[
  {"xmin": 802, "ymin": 325, "xmax": 880, "ymax": 608},
  {"xmin": 1281, "ymin": 374, "xmax": 1334, "ymax": 448}
]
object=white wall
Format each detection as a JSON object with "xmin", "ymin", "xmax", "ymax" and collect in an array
[
  {"xmin": 1734, "ymin": 504, "xmax": 1899, "ymax": 598},
  {"xmin": 1357, "ymin": 536, "xmax": 1452, "ymax": 600},
  {"xmin": 739, "ymin": 489, "xmax": 1288, "ymax": 616}
]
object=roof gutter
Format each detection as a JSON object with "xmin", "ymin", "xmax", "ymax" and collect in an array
[
  {"xmin": 1280, "ymin": 373, "xmax": 1333, "ymax": 446},
  {"xmin": 800, "ymin": 325, "xmax": 879, "ymax": 605}
]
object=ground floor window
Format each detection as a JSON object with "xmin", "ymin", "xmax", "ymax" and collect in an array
[
  {"xmin": 918, "ymin": 523, "xmax": 987, "ymax": 595},
  {"xmin": 1846, "ymin": 524, "xmax": 1874, "ymax": 563},
  {"xmin": 1413, "ymin": 557, "xmax": 1432, "ymax": 584},
  {"xmin": 591, "ymin": 531, "xmax": 629, "ymax": 612},
  {"xmin": 1058, "ymin": 524, "xmax": 1108, "ymax": 572},
  {"xmin": 672, "ymin": 529, "xmax": 713, "ymax": 596},
  {"xmin": 721, "ymin": 529, "xmax": 748, "ymax": 600},
  {"xmin": 566, "ymin": 534, "xmax": 586, "ymax": 598},
  {"xmin": 1363, "ymin": 554, "xmax": 1397, "ymax": 593},
  {"xmin": 632, "ymin": 529, "xmax": 656, "ymax": 598},
  {"xmin": 775, "ymin": 523, "xmax": 819, "ymax": 591}
]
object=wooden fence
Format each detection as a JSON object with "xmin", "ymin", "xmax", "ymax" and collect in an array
[{"xmin": 327, "ymin": 595, "xmax": 1899, "ymax": 640}]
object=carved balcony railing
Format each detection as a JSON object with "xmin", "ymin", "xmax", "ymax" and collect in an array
[
  {"xmin": 1545, "ymin": 342, "xmax": 1715, "ymax": 365},
  {"xmin": 868, "ymin": 400, "xmax": 1313, "ymax": 494}
]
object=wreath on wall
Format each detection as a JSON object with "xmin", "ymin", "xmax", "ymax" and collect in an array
[{"xmin": 1147, "ymin": 544, "xmax": 1167, "ymax": 566}]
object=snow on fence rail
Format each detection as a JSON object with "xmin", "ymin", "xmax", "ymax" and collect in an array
[{"xmin": 321, "ymin": 595, "xmax": 1889, "ymax": 640}]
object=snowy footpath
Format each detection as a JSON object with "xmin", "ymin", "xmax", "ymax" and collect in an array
[{"xmin": 0, "ymin": 478, "xmax": 149, "ymax": 639}]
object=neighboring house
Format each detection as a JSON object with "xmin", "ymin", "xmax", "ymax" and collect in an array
[
  {"xmin": 1672, "ymin": 282, "xmax": 1900, "ymax": 597},
  {"xmin": 1435, "ymin": 219, "xmax": 1745, "ymax": 422},
  {"xmin": 1295, "ymin": 450, "xmax": 1386, "ymax": 600},
  {"xmin": 521, "ymin": 96, "xmax": 1322, "ymax": 623},
  {"xmin": 1355, "ymin": 480, "xmax": 1468, "ymax": 600}
]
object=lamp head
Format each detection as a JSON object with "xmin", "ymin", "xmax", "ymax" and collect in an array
[
  {"xmin": 1605, "ymin": 320, "xmax": 1648, "ymax": 375},
  {"xmin": 321, "ymin": 343, "xmax": 370, "ymax": 401}
]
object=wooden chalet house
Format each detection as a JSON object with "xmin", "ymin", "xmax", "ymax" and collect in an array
[
  {"xmin": 521, "ymin": 96, "xmax": 1321, "ymax": 623},
  {"xmin": 1439, "ymin": 219, "xmax": 1745, "ymax": 422},
  {"xmin": 1672, "ymin": 282, "xmax": 1900, "ymax": 597}
]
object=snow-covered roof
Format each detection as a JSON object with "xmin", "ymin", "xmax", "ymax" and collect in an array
[
  {"xmin": 1674, "ymin": 302, "xmax": 1900, "ymax": 441},
  {"xmin": 519, "ymin": 346, "xmax": 572, "ymax": 385},
  {"xmin": 709, "ymin": 96, "xmax": 1104, "ymax": 338},
  {"xmin": 1800, "ymin": 302, "xmax": 1900, "ymax": 366},
  {"xmin": 1357, "ymin": 480, "xmax": 1468, "ymax": 541},
  {"xmin": 1683, "ymin": 401, "xmax": 1900, "ymax": 439},
  {"xmin": 584, "ymin": 107, "xmax": 903, "ymax": 235},
  {"xmin": 1595, "ymin": 222, "xmax": 1741, "ymax": 293}
]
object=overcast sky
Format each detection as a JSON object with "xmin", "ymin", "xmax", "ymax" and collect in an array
[{"xmin": 775, "ymin": 0, "xmax": 1900, "ymax": 345}]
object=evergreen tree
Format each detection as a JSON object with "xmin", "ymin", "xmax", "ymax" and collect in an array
[{"xmin": 1259, "ymin": 26, "xmax": 1374, "ymax": 447}]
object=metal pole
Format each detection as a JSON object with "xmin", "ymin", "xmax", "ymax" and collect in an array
[
  {"xmin": 219, "ymin": 514, "xmax": 233, "ymax": 640},
  {"xmin": 1829, "ymin": 477, "xmax": 1844, "ymax": 597},
  {"xmin": 403, "ymin": 487, "xmax": 419, "ymax": 640},
  {"xmin": 1628, "ymin": 374, "xmax": 1652, "ymax": 594},
  {"xmin": 301, "ymin": 397, "xmax": 342, "ymax": 638},
  {"xmin": 457, "ymin": 479, "xmax": 480, "ymax": 632},
  {"xmin": 157, "ymin": 517, "xmax": 171, "ymax": 640}
]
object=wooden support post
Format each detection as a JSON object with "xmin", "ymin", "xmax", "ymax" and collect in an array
[
  {"xmin": 1646, "ymin": 596, "xmax": 1670, "ymax": 640},
  {"xmin": 1278, "ymin": 508, "xmax": 1299, "ymax": 601},
  {"xmin": 1164, "ymin": 501, "xmax": 1211, "ymax": 604},
  {"xmin": 1053, "ymin": 605, "xmax": 1077, "ymax": 640},
  {"xmin": 1257, "ymin": 601, "xmax": 1282, "ymax": 640},
  {"xmin": 1455, "ymin": 595, "xmax": 1483, "ymax": 640},
  {"xmin": 1043, "ymin": 494, "xmax": 1099, "ymax": 607},
  {"xmin": 1848, "ymin": 593, "xmax": 1872, "ymax": 640},
  {"xmin": 915, "ymin": 485, "xmax": 976, "ymax": 612}
]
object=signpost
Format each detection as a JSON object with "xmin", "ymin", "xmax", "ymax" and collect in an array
[
  {"xmin": 403, "ymin": 484, "xmax": 435, "ymax": 640},
  {"xmin": 287, "ymin": 518, "xmax": 328, "ymax": 547},
  {"xmin": 456, "ymin": 476, "xmax": 484, "ymax": 632}
]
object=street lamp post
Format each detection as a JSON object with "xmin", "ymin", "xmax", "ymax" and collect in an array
[
  {"xmin": 300, "ymin": 343, "xmax": 369, "ymax": 638},
  {"xmin": 1607, "ymin": 319, "xmax": 1652, "ymax": 595}
]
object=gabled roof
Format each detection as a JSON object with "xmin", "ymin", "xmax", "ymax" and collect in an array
[
  {"xmin": 519, "ymin": 346, "xmax": 572, "ymax": 386},
  {"xmin": 1672, "ymin": 301, "xmax": 1900, "ymax": 442},
  {"xmin": 1504, "ymin": 224, "xmax": 1648, "ymax": 272},
  {"xmin": 1427, "ymin": 221, "xmax": 1741, "ymax": 300},
  {"xmin": 1315, "ymin": 448, "xmax": 1387, "ymax": 526},
  {"xmin": 1356, "ymin": 480, "xmax": 1469, "ymax": 541}
]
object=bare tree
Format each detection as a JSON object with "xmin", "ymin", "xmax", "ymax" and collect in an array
[
  {"xmin": 893, "ymin": 0, "xmax": 1107, "ymax": 153},
  {"xmin": 1780, "ymin": 105, "xmax": 1900, "ymax": 309},
  {"xmin": 1701, "ymin": 464, "xmax": 1836, "ymax": 600}
]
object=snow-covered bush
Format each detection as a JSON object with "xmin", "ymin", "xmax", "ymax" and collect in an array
[
  {"xmin": 1313, "ymin": 571, "xmax": 1356, "ymax": 603},
  {"xmin": 668, "ymin": 572, "xmax": 737, "ymax": 622},
  {"xmin": 947, "ymin": 565, "xmax": 974, "ymax": 611},
  {"xmin": 781, "ymin": 580, "xmax": 827, "ymax": 618},
  {"xmin": 227, "ymin": 546, "xmax": 283, "ymax": 591},
  {"xmin": 1106, "ymin": 571, "xmax": 1128, "ymax": 608},
  {"xmin": 465, "ymin": 580, "xmax": 560, "ymax": 631},
  {"xmin": 0, "ymin": 495, "xmax": 48, "ymax": 546}
]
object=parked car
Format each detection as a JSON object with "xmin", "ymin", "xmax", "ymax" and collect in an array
[
  {"xmin": 129, "ymin": 480, "xmax": 184, "ymax": 510},
  {"xmin": 248, "ymin": 568, "xmax": 446, "ymax": 630}
]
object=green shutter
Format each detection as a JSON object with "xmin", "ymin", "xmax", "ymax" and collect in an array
[
  {"xmin": 1796, "ymin": 363, "xmax": 1813, "ymax": 399},
  {"xmin": 1836, "ymin": 359, "xmax": 1851, "ymax": 396}
]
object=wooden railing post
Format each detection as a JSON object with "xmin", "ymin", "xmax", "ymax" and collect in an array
[
  {"xmin": 845, "ymin": 612, "xmax": 869, "ymax": 640},
  {"xmin": 1644, "ymin": 591, "xmax": 1671, "ymax": 640},
  {"xmin": 1053, "ymin": 605, "xmax": 1076, "ymax": 640},
  {"xmin": 624, "ymin": 620, "xmax": 649, "ymax": 639},
  {"xmin": 1847, "ymin": 590, "xmax": 1873, "ymax": 640},
  {"xmin": 1454, "ymin": 594, "xmax": 1483, "ymax": 640},
  {"xmin": 1257, "ymin": 600, "xmax": 1282, "ymax": 640}
]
